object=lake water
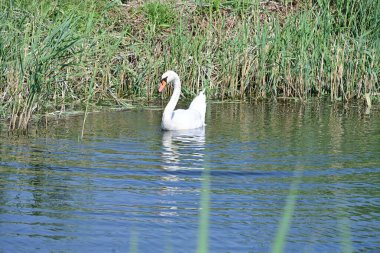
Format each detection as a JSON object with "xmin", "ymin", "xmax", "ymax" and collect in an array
[{"xmin": 0, "ymin": 101, "xmax": 379, "ymax": 252}]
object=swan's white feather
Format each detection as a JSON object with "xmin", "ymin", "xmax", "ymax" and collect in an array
[
  {"xmin": 162, "ymin": 109, "xmax": 203, "ymax": 130},
  {"xmin": 160, "ymin": 71, "xmax": 206, "ymax": 131},
  {"xmin": 188, "ymin": 90, "xmax": 206, "ymax": 124}
]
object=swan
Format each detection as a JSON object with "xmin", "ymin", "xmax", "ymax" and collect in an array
[{"xmin": 158, "ymin": 70, "xmax": 206, "ymax": 131}]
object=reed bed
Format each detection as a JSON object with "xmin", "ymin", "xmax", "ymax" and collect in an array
[{"xmin": 0, "ymin": 0, "xmax": 379, "ymax": 130}]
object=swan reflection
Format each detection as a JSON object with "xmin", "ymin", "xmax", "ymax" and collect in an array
[
  {"xmin": 158, "ymin": 127, "xmax": 206, "ymax": 219},
  {"xmin": 161, "ymin": 127, "xmax": 206, "ymax": 172}
]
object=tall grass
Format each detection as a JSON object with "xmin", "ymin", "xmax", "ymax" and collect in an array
[
  {"xmin": 1, "ymin": 1, "xmax": 79, "ymax": 130},
  {"xmin": 1, "ymin": 0, "xmax": 379, "ymax": 130}
]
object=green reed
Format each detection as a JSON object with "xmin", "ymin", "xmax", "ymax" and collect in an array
[
  {"xmin": 1, "ymin": 0, "xmax": 379, "ymax": 131},
  {"xmin": 197, "ymin": 168, "xmax": 211, "ymax": 253},
  {"xmin": 271, "ymin": 168, "xmax": 303, "ymax": 253}
]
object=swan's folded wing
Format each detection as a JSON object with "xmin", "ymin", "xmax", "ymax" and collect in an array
[
  {"xmin": 188, "ymin": 92, "xmax": 206, "ymax": 123},
  {"xmin": 163, "ymin": 109, "xmax": 203, "ymax": 130}
]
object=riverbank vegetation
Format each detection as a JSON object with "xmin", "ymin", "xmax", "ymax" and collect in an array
[{"xmin": 1, "ymin": 0, "xmax": 379, "ymax": 130}]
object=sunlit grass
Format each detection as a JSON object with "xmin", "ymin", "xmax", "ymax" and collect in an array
[{"xmin": 1, "ymin": 0, "xmax": 379, "ymax": 128}]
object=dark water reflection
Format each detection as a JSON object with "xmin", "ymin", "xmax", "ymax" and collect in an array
[{"xmin": 0, "ymin": 101, "xmax": 379, "ymax": 252}]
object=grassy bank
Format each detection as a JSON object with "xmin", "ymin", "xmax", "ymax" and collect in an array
[{"xmin": 1, "ymin": 0, "xmax": 379, "ymax": 130}]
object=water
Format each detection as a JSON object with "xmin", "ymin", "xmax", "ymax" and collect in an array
[{"xmin": 1, "ymin": 101, "xmax": 379, "ymax": 252}]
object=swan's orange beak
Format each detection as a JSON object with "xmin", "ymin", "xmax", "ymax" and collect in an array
[{"xmin": 158, "ymin": 79, "xmax": 167, "ymax": 92}]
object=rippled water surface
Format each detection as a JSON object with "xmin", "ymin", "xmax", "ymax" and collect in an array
[{"xmin": 1, "ymin": 101, "xmax": 379, "ymax": 252}]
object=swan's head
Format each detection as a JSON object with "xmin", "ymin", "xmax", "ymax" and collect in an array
[{"xmin": 159, "ymin": 70, "xmax": 179, "ymax": 92}]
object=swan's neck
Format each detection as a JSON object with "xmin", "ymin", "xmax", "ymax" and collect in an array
[{"xmin": 163, "ymin": 77, "xmax": 181, "ymax": 122}]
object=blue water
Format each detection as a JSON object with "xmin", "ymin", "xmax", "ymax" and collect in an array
[{"xmin": 1, "ymin": 101, "xmax": 379, "ymax": 252}]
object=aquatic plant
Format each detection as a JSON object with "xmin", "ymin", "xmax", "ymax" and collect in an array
[
  {"xmin": 0, "ymin": 0, "xmax": 379, "ymax": 131},
  {"xmin": 142, "ymin": 1, "xmax": 177, "ymax": 33}
]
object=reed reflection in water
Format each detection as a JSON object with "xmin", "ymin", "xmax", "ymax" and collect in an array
[{"xmin": 0, "ymin": 101, "xmax": 379, "ymax": 252}]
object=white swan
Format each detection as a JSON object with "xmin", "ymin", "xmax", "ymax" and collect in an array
[{"xmin": 159, "ymin": 70, "xmax": 206, "ymax": 131}]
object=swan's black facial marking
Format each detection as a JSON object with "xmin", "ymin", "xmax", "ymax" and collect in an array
[{"xmin": 161, "ymin": 76, "xmax": 168, "ymax": 83}]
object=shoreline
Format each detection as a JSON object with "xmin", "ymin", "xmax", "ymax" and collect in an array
[{"xmin": 1, "ymin": 97, "xmax": 376, "ymax": 135}]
